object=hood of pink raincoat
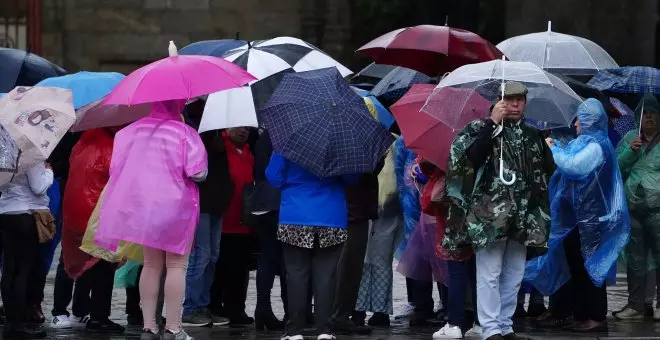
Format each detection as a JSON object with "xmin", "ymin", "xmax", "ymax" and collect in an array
[{"xmin": 149, "ymin": 100, "xmax": 187, "ymax": 120}]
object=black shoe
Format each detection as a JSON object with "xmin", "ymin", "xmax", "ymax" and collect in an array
[
  {"xmin": 26, "ymin": 305, "xmax": 46, "ymax": 324},
  {"xmin": 513, "ymin": 304, "xmax": 527, "ymax": 318},
  {"xmin": 229, "ymin": 312, "xmax": 254, "ymax": 325},
  {"xmin": 367, "ymin": 312, "xmax": 390, "ymax": 327},
  {"xmin": 254, "ymin": 310, "xmax": 284, "ymax": 331},
  {"xmin": 536, "ymin": 313, "xmax": 573, "ymax": 329},
  {"xmin": 527, "ymin": 303, "xmax": 548, "ymax": 318},
  {"xmin": 4, "ymin": 324, "xmax": 47, "ymax": 339},
  {"xmin": 127, "ymin": 313, "xmax": 144, "ymax": 327},
  {"xmin": 86, "ymin": 319, "xmax": 125, "ymax": 334},
  {"xmin": 645, "ymin": 304, "xmax": 654, "ymax": 317},
  {"xmin": 351, "ymin": 311, "xmax": 367, "ymax": 326},
  {"xmin": 409, "ymin": 311, "xmax": 444, "ymax": 327},
  {"xmin": 332, "ymin": 317, "xmax": 371, "ymax": 335}
]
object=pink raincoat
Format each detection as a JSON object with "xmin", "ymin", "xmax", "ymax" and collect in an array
[{"xmin": 95, "ymin": 100, "xmax": 207, "ymax": 255}]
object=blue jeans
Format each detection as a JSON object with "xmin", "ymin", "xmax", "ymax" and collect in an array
[
  {"xmin": 446, "ymin": 258, "xmax": 477, "ymax": 327},
  {"xmin": 183, "ymin": 214, "xmax": 222, "ymax": 316}
]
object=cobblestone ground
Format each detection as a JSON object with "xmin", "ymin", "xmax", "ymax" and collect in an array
[{"xmin": 25, "ymin": 251, "xmax": 660, "ymax": 339}]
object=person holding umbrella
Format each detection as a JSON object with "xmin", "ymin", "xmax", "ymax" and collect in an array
[{"xmin": 441, "ymin": 82, "xmax": 553, "ymax": 340}]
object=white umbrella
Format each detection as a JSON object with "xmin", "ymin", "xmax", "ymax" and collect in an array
[
  {"xmin": 497, "ymin": 21, "xmax": 618, "ymax": 75},
  {"xmin": 199, "ymin": 87, "xmax": 259, "ymax": 133}
]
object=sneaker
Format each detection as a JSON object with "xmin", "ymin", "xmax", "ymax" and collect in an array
[
  {"xmin": 162, "ymin": 328, "xmax": 194, "ymax": 340},
  {"xmin": 86, "ymin": 319, "xmax": 125, "ymax": 334},
  {"xmin": 71, "ymin": 315, "xmax": 90, "ymax": 329},
  {"xmin": 141, "ymin": 329, "xmax": 160, "ymax": 340},
  {"xmin": 654, "ymin": 309, "xmax": 660, "ymax": 321},
  {"xmin": 613, "ymin": 307, "xmax": 644, "ymax": 320},
  {"xmin": 50, "ymin": 315, "xmax": 73, "ymax": 329},
  {"xmin": 465, "ymin": 324, "xmax": 483, "ymax": 337},
  {"xmin": 432, "ymin": 324, "xmax": 463, "ymax": 339},
  {"xmin": 282, "ymin": 335, "xmax": 304, "ymax": 340},
  {"xmin": 182, "ymin": 310, "xmax": 212, "ymax": 327},
  {"xmin": 395, "ymin": 303, "xmax": 415, "ymax": 319},
  {"xmin": 317, "ymin": 334, "xmax": 336, "ymax": 340},
  {"xmin": 207, "ymin": 310, "xmax": 229, "ymax": 326}
]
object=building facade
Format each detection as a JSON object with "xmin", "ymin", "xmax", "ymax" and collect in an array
[{"xmin": 4, "ymin": 0, "xmax": 660, "ymax": 73}]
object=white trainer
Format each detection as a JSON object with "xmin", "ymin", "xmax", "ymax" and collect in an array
[
  {"xmin": 50, "ymin": 315, "xmax": 73, "ymax": 329},
  {"xmin": 432, "ymin": 324, "xmax": 463, "ymax": 339}
]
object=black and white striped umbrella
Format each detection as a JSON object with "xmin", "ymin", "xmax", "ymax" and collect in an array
[{"xmin": 222, "ymin": 36, "xmax": 352, "ymax": 80}]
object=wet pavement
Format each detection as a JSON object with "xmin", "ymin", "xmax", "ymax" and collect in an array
[{"xmin": 12, "ymin": 251, "xmax": 660, "ymax": 339}]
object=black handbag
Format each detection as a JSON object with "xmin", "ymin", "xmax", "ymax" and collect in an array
[{"xmin": 240, "ymin": 182, "xmax": 258, "ymax": 228}]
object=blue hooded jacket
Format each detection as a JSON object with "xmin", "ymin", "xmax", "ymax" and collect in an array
[{"xmin": 524, "ymin": 98, "xmax": 630, "ymax": 295}]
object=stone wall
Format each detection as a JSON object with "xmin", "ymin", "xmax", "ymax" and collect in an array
[{"xmin": 40, "ymin": 0, "xmax": 659, "ymax": 73}]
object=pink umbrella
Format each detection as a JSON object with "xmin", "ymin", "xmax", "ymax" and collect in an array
[{"xmin": 103, "ymin": 41, "xmax": 256, "ymax": 105}]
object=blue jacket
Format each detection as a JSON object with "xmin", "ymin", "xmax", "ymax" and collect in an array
[{"xmin": 266, "ymin": 152, "xmax": 360, "ymax": 228}]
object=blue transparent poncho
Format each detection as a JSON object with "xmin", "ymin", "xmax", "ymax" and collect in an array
[{"xmin": 525, "ymin": 98, "xmax": 631, "ymax": 295}]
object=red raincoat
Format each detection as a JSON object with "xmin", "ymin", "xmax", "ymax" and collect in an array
[{"xmin": 61, "ymin": 128, "xmax": 114, "ymax": 279}]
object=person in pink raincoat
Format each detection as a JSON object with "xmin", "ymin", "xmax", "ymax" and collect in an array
[{"xmin": 95, "ymin": 100, "xmax": 208, "ymax": 340}]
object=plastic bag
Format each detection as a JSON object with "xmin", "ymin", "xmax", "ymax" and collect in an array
[
  {"xmin": 114, "ymin": 260, "xmax": 141, "ymax": 289},
  {"xmin": 80, "ymin": 186, "xmax": 143, "ymax": 263}
]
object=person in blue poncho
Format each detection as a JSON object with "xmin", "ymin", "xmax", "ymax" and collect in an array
[{"xmin": 524, "ymin": 98, "xmax": 630, "ymax": 332}]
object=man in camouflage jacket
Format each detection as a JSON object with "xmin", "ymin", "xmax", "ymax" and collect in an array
[{"xmin": 442, "ymin": 82, "xmax": 554, "ymax": 340}]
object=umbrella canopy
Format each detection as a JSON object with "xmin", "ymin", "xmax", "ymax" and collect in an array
[
  {"xmin": 392, "ymin": 84, "xmax": 489, "ymax": 169},
  {"xmin": 199, "ymin": 86, "xmax": 259, "ymax": 133},
  {"xmin": 370, "ymin": 66, "xmax": 433, "ymax": 107},
  {"xmin": 103, "ymin": 41, "xmax": 256, "ymax": 106},
  {"xmin": 179, "ymin": 39, "xmax": 246, "ymax": 57},
  {"xmin": 610, "ymin": 97, "xmax": 636, "ymax": 137},
  {"xmin": 36, "ymin": 71, "xmax": 125, "ymax": 109},
  {"xmin": 352, "ymin": 87, "xmax": 395, "ymax": 129},
  {"xmin": 357, "ymin": 25, "xmax": 504, "ymax": 76},
  {"xmin": 349, "ymin": 63, "xmax": 398, "ymax": 85},
  {"xmin": 0, "ymin": 48, "xmax": 67, "ymax": 92},
  {"xmin": 423, "ymin": 59, "xmax": 583, "ymax": 130},
  {"xmin": 71, "ymin": 100, "xmax": 151, "ymax": 132},
  {"xmin": 555, "ymin": 74, "xmax": 619, "ymax": 117},
  {"xmin": 587, "ymin": 66, "xmax": 660, "ymax": 95},
  {"xmin": 497, "ymin": 22, "xmax": 618, "ymax": 75},
  {"xmin": 261, "ymin": 68, "xmax": 394, "ymax": 177},
  {"xmin": 0, "ymin": 86, "xmax": 76, "ymax": 174},
  {"xmin": 223, "ymin": 36, "xmax": 352, "ymax": 80}
]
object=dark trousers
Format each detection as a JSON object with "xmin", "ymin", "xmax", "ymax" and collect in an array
[
  {"xmin": 78, "ymin": 260, "xmax": 116, "ymax": 321},
  {"xmin": 410, "ymin": 280, "xmax": 446, "ymax": 314},
  {"xmin": 564, "ymin": 228, "xmax": 607, "ymax": 322},
  {"xmin": 51, "ymin": 250, "xmax": 91, "ymax": 317},
  {"xmin": 126, "ymin": 265, "xmax": 143, "ymax": 316},
  {"xmin": 406, "ymin": 278, "xmax": 414, "ymax": 303},
  {"xmin": 0, "ymin": 214, "xmax": 41, "ymax": 326},
  {"xmin": 447, "ymin": 258, "xmax": 478, "ymax": 327},
  {"xmin": 210, "ymin": 233, "xmax": 253, "ymax": 317},
  {"xmin": 330, "ymin": 219, "xmax": 369, "ymax": 320},
  {"xmin": 548, "ymin": 279, "xmax": 574, "ymax": 317},
  {"xmin": 254, "ymin": 212, "xmax": 287, "ymax": 315},
  {"xmin": 283, "ymin": 243, "xmax": 342, "ymax": 335}
]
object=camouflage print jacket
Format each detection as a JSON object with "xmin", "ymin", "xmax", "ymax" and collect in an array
[{"xmin": 442, "ymin": 118, "xmax": 554, "ymax": 253}]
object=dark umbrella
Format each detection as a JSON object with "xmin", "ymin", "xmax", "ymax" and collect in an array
[
  {"xmin": 179, "ymin": 39, "xmax": 247, "ymax": 57},
  {"xmin": 349, "ymin": 63, "xmax": 398, "ymax": 85},
  {"xmin": 370, "ymin": 66, "xmax": 433, "ymax": 107},
  {"xmin": 555, "ymin": 74, "xmax": 618, "ymax": 117},
  {"xmin": 261, "ymin": 67, "xmax": 394, "ymax": 177},
  {"xmin": 0, "ymin": 48, "xmax": 66, "ymax": 92}
]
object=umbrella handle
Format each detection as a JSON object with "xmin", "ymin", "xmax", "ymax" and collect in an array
[{"xmin": 499, "ymin": 133, "xmax": 517, "ymax": 186}]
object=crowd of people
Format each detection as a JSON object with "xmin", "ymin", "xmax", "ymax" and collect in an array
[{"xmin": 0, "ymin": 69, "xmax": 659, "ymax": 340}]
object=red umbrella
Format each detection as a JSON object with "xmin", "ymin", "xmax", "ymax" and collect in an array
[
  {"xmin": 357, "ymin": 25, "xmax": 504, "ymax": 76},
  {"xmin": 391, "ymin": 84, "xmax": 490, "ymax": 170}
]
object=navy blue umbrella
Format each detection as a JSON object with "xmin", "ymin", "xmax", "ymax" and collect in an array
[
  {"xmin": 179, "ymin": 39, "xmax": 246, "ymax": 57},
  {"xmin": 369, "ymin": 66, "xmax": 433, "ymax": 107},
  {"xmin": 261, "ymin": 67, "xmax": 394, "ymax": 177},
  {"xmin": 0, "ymin": 48, "xmax": 66, "ymax": 93}
]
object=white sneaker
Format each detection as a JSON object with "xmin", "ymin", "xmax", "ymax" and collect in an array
[
  {"xmin": 465, "ymin": 325, "xmax": 483, "ymax": 337},
  {"xmin": 395, "ymin": 303, "xmax": 415, "ymax": 319},
  {"xmin": 70, "ymin": 315, "xmax": 90, "ymax": 328},
  {"xmin": 614, "ymin": 307, "xmax": 644, "ymax": 320},
  {"xmin": 432, "ymin": 324, "xmax": 462, "ymax": 339},
  {"xmin": 654, "ymin": 309, "xmax": 660, "ymax": 321},
  {"xmin": 317, "ymin": 334, "xmax": 336, "ymax": 340},
  {"xmin": 282, "ymin": 336, "xmax": 304, "ymax": 340},
  {"xmin": 50, "ymin": 315, "xmax": 73, "ymax": 329}
]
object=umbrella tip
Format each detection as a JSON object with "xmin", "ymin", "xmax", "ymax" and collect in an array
[
  {"xmin": 168, "ymin": 41, "xmax": 178, "ymax": 57},
  {"xmin": 445, "ymin": 15, "xmax": 449, "ymax": 26},
  {"xmin": 547, "ymin": 21, "xmax": 552, "ymax": 32},
  {"xmin": 235, "ymin": 32, "xmax": 240, "ymax": 40}
]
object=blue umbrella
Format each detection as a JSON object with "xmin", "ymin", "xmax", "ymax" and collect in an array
[
  {"xmin": 36, "ymin": 71, "xmax": 125, "ymax": 109},
  {"xmin": 179, "ymin": 39, "xmax": 246, "ymax": 57},
  {"xmin": 588, "ymin": 66, "xmax": 660, "ymax": 95},
  {"xmin": 0, "ymin": 47, "xmax": 67, "ymax": 93},
  {"xmin": 261, "ymin": 68, "xmax": 395, "ymax": 177},
  {"xmin": 351, "ymin": 86, "xmax": 395, "ymax": 128}
]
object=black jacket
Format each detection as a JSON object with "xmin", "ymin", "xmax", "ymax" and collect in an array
[
  {"xmin": 249, "ymin": 129, "xmax": 281, "ymax": 212},
  {"xmin": 345, "ymin": 158, "xmax": 386, "ymax": 222},
  {"xmin": 198, "ymin": 131, "xmax": 234, "ymax": 216}
]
